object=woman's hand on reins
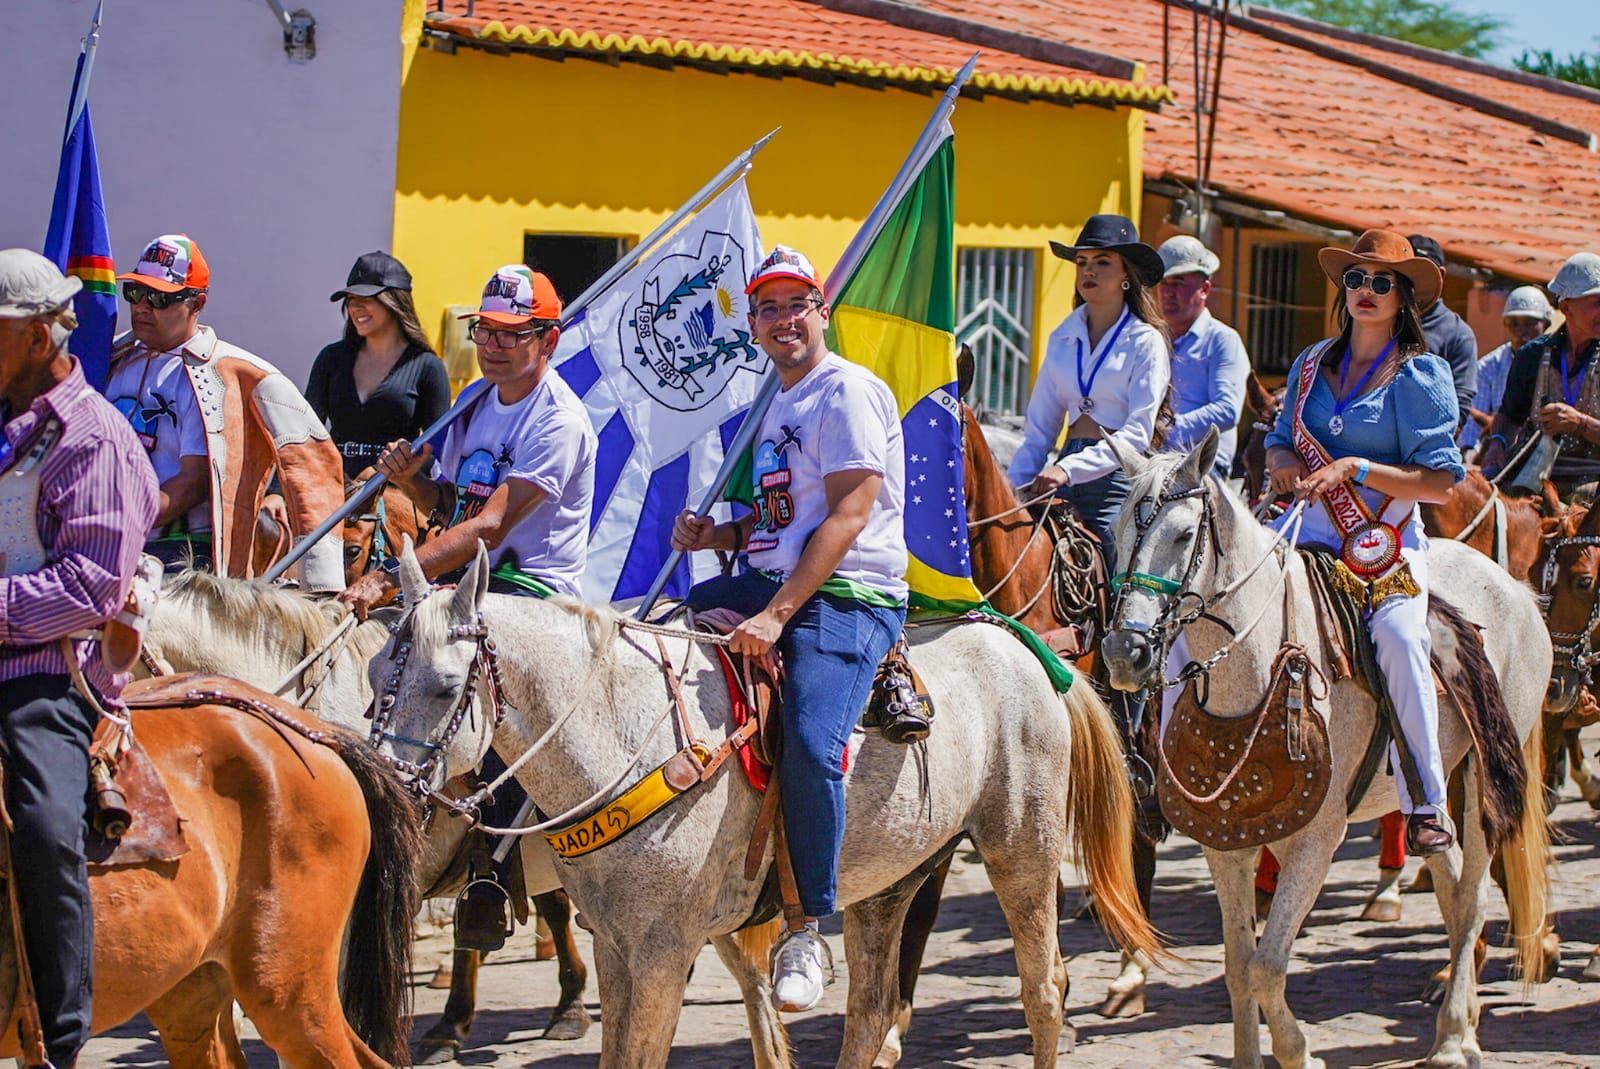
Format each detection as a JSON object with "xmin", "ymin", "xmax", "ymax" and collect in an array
[
  {"xmin": 1022, "ymin": 463, "xmax": 1069, "ymax": 499},
  {"xmin": 1292, "ymin": 455, "xmax": 1361, "ymax": 502}
]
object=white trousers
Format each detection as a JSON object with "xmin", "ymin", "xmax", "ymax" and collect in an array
[{"xmin": 1162, "ymin": 503, "xmax": 1448, "ymax": 813}]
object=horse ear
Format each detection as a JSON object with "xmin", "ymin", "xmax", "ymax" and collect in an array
[
  {"xmin": 1101, "ymin": 431, "xmax": 1147, "ymax": 478},
  {"xmin": 398, "ymin": 535, "xmax": 429, "ymax": 606},
  {"xmin": 1173, "ymin": 427, "xmax": 1220, "ymax": 491},
  {"xmin": 956, "ymin": 344, "xmax": 976, "ymax": 401},
  {"xmin": 448, "ymin": 540, "xmax": 491, "ymax": 626}
]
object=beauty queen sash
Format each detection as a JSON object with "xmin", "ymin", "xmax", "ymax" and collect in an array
[{"xmin": 1291, "ymin": 346, "xmax": 1403, "ymax": 580}]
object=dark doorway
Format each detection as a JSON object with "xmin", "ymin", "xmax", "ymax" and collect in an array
[{"xmin": 523, "ymin": 234, "xmax": 630, "ymax": 309}]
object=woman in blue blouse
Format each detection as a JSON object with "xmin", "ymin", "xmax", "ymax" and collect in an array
[
  {"xmin": 1264, "ymin": 230, "xmax": 1465, "ymax": 854},
  {"xmin": 1009, "ymin": 214, "xmax": 1171, "ymax": 574}
]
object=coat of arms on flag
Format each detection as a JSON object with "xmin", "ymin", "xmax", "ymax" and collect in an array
[{"xmin": 552, "ymin": 179, "xmax": 767, "ymax": 603}]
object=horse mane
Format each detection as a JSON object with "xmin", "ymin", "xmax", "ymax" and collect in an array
[
  {"xmin": 409, "ymin": 584, "xmax": 617, "ymax": 656},
  {"xmin": 162, "ymin": 569, "xmax": 388, "ymax": 657}
]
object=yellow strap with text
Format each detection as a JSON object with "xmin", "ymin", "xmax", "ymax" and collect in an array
[{"xmin": 544, "ymin": 744, "xmax": 709, "ymax": 859}]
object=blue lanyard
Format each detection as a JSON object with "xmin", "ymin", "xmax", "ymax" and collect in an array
[
  {"xmin": 1331, "ymin": 338, "xmax": 1397, "ymax": 420},
  {"xmin": 1560, "ymin": 345, "xmax": 1588, "ymax": 407},
  {"xmin": 1075, "ymin": 308, "xmax": 1133, "ymax": 401},
  {"xmin": 0, "ymin": 404, "xmax": 12, "ymax": 473}
]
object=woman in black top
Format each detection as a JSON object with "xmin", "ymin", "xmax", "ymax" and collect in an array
[{"xmin": 308, "ymin": 251, "xmax": 451, "ymax": 479}]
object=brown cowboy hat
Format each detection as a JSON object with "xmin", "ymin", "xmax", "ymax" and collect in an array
[{"xmin": 1317, "ymin": 229, "xmax": 1443, "ymax": 307}]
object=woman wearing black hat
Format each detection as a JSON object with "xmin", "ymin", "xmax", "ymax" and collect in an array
[
  {"xmin": 307, "ymin": 251, "xmax": 451, "ymax": 479},
  {"xmin": 1007, "ymin": 213, "xmax": 1171, "ymax": 573}
]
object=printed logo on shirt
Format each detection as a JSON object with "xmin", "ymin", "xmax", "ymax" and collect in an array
[
  {"xmin": 748, "ymin": 425, "xmax": 801, "ymax": 551},
  {"xmin": 112, "ymin": 392, "xmax": 179, "ymax": 452},
  {"xmin": 453, "ymin": 444, "xmax": 512, "ymax": 525}
]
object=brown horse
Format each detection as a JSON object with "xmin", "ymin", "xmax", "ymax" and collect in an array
[
  {"xmin": 341, "ymin": 468, "xmax": 442, "ymax": 585},
  {"xmin": 1421, "ymin": 469, "xmax": 1544, "ymax": 584},
  {"xmin": 1235, "ymin": 371, "xmax": 1285, "ymax": 506},
  {"xmin": 0, "ymin": 681, "xmax": 420, "ymax": 1067}
]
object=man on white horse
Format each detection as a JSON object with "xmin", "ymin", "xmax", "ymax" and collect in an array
[
  {"xmin": 671, "ymin": 245, "xmax": 909, "ymax": 1013},
  {"xmin": 341, "ymin": 263, "xmax": 596, "ymax": 948},
  {"xmin": 105, "ymin": 234, "xmax": 345, "ymax": 590},
  {"xmin": 0, "ymin": 249, "xmax": 159, "ymax": 1068}
]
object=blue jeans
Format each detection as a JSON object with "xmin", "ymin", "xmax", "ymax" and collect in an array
[
  {"xmin": 1054, "ymin": 437, "xmax": 1132, "ymax": 575},
  {"xmin": 688, "ymin": 571, "xmax": 904, "ymax": 917}
]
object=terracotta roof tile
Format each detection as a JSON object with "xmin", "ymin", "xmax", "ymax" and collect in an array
[
  {"xmin": 423, "ymin": 0, "xmax": 1171, "ymax": 107},
  {"xmin": 908, "ymin": 0, "xmax": 1600, "ymax": 283}
]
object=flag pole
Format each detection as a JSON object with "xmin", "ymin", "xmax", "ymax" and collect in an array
[
  {"xmin": 634, "ymin": 52, "xmax": 981, "ymax": 620},
  {"xmin": 264, "ymin": 128, "xmax": 781, "ymax": 583},
  {"xmin": 66, "ymin": 0, "xmax": 104, "ymax": 138}
]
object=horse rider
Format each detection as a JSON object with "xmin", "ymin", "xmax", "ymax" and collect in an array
[
  {"xmin": 1156, "ymin": 235, "xmax": 1249, "ymax": 480},
  {"xmin": 1460, "ymin": 285, "xmax": 1553, "ymax": 454},
  {"xmin": 340, "ymin": 264, "xmax": 596, "ymax": 947},
  {"xmin": 0, "ymin": 249, "xmax": 160, "ymax": 1068},
  {"xmin": 1408, "ymin": 235, "xmax": 1477, "ymax": 434},
  {"xmin": 1263, "ymin": 229, "xmax": 1465, "ymax": 854},
  {"xmin": 1008, "ymin": 214, "xmax": 1171, "ymax": 577},
  {"xmin": 670, "ymin": 245, "xmax": 908, "ymax": 1013},
  {"xmin": 106, "ymin": 234, "xmax": 345, "ymax": 590},
  {"xmin": 1481, "ymin": 253, "xmax": 1600, "ymax": 503}
]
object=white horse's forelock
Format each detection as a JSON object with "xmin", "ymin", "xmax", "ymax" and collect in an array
[{"xmin": 1114, "ymin": 450, "xmax": 1199, "ymax": 545}]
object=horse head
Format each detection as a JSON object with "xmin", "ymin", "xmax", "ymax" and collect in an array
[
  {"xmin": 1101, "ymin": 429, "xmax": 1222, "ymax": 692},
  {"xmin": 365, "ymin": 538, "xmax": 499, "ymax": 793},
  {"xmin": 1542, "ymin": 501, "xmax": 1600, "ymax": 716}
]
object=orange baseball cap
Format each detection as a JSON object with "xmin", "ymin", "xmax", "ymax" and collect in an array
[
  {"xmin": 116, "ymin": 234, "xmax": 210, "ymax": 293},
  {"xmin": 744, "ymin": 245, "xmax": 821, "ymax": 296},
  {"xmin": 458, "ymin": 264, "xmax": 562, "ymax": 326}
]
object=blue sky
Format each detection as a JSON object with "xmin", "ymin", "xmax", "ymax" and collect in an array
[{"xmin": 1451, "ymin": 0, "xmax": 1600, "ymax": 65}]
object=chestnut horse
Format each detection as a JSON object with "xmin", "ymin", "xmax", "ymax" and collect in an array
[
  {"xmin": 247, "ymin": 469, "xmax": 440, "ymax": 587},
  {"xmin": 0, "ymin": 684, "xmax": 421, "ymax": 1067}
]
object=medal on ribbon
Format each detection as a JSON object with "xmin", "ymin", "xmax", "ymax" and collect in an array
[{"xmin": 1074, "ymin": 308, "xmax": 1132, "ymax": 420}]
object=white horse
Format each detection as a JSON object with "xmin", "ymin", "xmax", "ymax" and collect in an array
[
  {"xmin": 369, "ymin": 540, "xmax": 1159, "ymax": 1069},
  {"xmin": 1099, "ymin": 432, "xmax": 1550, "ymax": 1069}
]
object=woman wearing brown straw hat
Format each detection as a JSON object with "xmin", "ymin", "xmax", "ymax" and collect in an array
[
  {"xmin": 1008, "ymin": 213, "xmax": 1170, "ymax": 576},
  {"xmin": 1263, "ymin": 229, "xmax": 1464, "ymax": 853}
]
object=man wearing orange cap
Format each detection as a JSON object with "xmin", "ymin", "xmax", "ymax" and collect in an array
[{"xmin": 107, "ymin": 234, "xmax": 345, "ymax": 590}]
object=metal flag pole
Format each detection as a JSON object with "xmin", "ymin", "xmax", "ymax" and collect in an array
[
  {"xmin": 633, "ymin": 52, "xmax": 981, "ymax": 621},
  {"xmin": 65, "ymin": 0, "xmax": 105, "ymax": 138},
  {"xmin": 263, "ymin": 128, "xmax": 781, "ymax": 583}
]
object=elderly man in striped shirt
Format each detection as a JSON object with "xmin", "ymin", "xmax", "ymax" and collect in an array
[{"xmin": 0, "ymin": 249, "xmax": 158, "ymax": 1068}]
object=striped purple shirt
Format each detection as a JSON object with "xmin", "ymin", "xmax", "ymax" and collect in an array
[{"xmin": 0, "ymin": 359, "xmax": 159, "ymax": 698}]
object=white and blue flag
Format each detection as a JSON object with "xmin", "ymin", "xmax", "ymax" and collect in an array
[{"xmin": 552, "ymin": 179, "xmax": 768, "ymax": 603}]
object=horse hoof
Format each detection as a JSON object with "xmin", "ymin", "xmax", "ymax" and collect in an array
[
  {"xmin": 416, "ymin": 1041, "xmax": 460, "ymax": 1065},
  {"xmin": 1580, "ymin": 954, "xmax": 1600, "ymax": 982},
  {"xmin": 534, "ymin": 934, "xmax": 557, "ymax": 961},
  {"xmin": 426, "ymin": 966, "xmax": 454, "ymax": 990},
  {"xmin": 1406, "ymin": 867, "xmax": 1435, "ymax": 894},
  {"xmin": 1057, "ymin": 1022, "xmax": 1077, "ymax": 1055},
  {"xmin": 1360, "ymin": 897, "xmax": 1402, "ymax": 923},
  {"xmin": 542, "ymin": 1005, "xmax": 592, "ymax": 1041},
  {"xmin": 1099, "ymin": 989, "xmax": 1145, "ymax": 1018}
]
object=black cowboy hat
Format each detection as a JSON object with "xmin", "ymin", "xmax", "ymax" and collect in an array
[{"xmin": 1049, "ymin": 214, "xmax": 1165, "ymax": 287}]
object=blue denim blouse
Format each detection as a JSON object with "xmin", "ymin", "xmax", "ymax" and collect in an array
[{"xmin": 1265, "ymin": 342, "xmax": 1466, "ymax": 483}]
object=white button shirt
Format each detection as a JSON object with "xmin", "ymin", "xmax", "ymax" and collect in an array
[{"xmin": 1008, "ymin": 305, "xmax": 1171, "ymax": 487}]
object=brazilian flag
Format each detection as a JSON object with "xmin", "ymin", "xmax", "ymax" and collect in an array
[{"xmin": 826, "ymin": 119, "xmax": 982, "ymax": 608}]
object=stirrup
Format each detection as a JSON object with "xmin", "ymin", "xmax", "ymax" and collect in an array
[
  {"xmin": 454, "ymin": 876, "xmax": 514, "ymax": 953},
  {"xmin": 769, "ymin": 926, "xmax": 837, "ymax": 987},
  {"xmin": 881, "ymin": 706, "xmax": 931, "ymax": 745}
]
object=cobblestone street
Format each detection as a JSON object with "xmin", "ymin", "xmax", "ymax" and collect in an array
[{"xmin": 84, "ymin": 786, "xmax": 1600, "ymax": 1068}]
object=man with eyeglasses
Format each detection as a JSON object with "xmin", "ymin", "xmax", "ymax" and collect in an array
[
  {"xmin": 339, "ymin": 264, "xmax": 594, "ymax": 948},
  {"xmin": 1482, "ymin": 252, "xmax": 1600, "ymax": 501},
  {"xmin": 1156, "ymin": 236, "xmax": 1249, "ymax": 478},
  {"xmin": 106, "ymin": 234, "xmax": 345, "ymax": 589},
  {"xmin": 671, "ymin": 245, "xmax": 908, "ymax": 1013}
]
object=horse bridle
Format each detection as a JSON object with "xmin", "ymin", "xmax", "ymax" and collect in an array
[
  {"xmin": 366, "ymin": 595, "xmax": 511, "ymax": 795},
  {"xmin": 1541, "ymin": 528, "xmax": 1600, "ymax": 674}
]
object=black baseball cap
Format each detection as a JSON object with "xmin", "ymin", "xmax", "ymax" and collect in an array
[
  {"xmin": 1406, "ymin": 234, "xmax": 1446, "ymax": 270},
  {"xmin": 330, "ymin": 251, "xmax": 412, "ymax": 301}
]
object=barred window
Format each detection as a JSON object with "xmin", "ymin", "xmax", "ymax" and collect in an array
[{"xmin": 957, "ymin": 247, "xmax": 1036, "ymax": 417}]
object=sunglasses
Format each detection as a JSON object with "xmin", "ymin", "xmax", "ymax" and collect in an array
[
  {"xmin": 122, "ymin": 283, "xmax": 197, "ymax": 310},
  {"xmin": 469, "ymin": 321, "xmax": 548, "ymax": 347},
  {"xmin": 1341, "ymin": 269, "xmax": 1396, "ymax": 296}
]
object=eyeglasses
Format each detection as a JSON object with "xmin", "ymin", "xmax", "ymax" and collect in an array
[
  {"xmin": 469, "ymin": 321, "xmax": 546, "ymax": 348},
  {"xmin": 753, "ymin": 298, "xmax": 822, "ymax": 324},
  {"xmin": 122, "ymin": 283, "xmax": 197, "ymax": 309},
  {"xmin": 1341, "ymin": 269, "xmax": 1395, "ymax": 296}
]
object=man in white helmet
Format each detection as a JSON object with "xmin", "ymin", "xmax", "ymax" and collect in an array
[
  {"xmin": 1461, "ymin": 285, "xmax": 1553, "ymax": 453},
  {"xmin": 1483, "ymin": 253, "xmax": 1600, "ymax": 500}
]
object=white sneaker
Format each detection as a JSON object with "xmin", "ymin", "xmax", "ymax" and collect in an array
[{"xmin": 771, "ymin": 926, "xmax": 832, "ymax": 1012}]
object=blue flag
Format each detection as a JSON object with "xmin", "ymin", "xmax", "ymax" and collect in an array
[{"xmin": 43, "ymin": 44, "xmax": 116, "ymax": 389}]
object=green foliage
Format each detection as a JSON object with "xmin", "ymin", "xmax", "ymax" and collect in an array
[
  {"xmin": 1514, "ymin": 48, "xmax": 1600, "ymax": 89},
  {"xmin": 1263, "ymin": 0, "xmax": 1504, "ymax": 59}
]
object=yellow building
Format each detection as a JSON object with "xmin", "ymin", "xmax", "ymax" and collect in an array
[{"xmin": 395, "ymin": 0, "xmax": 1169, "ymax": 412}]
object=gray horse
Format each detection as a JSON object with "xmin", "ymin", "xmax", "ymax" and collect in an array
[{"xmin": 369, "ymin": 539, "xmax": 1159, "ymax": 1068}]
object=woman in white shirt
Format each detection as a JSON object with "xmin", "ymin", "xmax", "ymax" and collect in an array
[{"xmin": 1009, "ymin": 214, "xmax": 1171, "ymax": 573}]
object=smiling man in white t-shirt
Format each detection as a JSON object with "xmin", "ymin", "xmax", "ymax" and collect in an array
[{"xmin": 671, "ymin": 245, "xmax": 908, "ymax": 1013}]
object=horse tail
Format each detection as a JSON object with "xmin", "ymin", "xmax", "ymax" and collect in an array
[
  {"xmin": 327, "ymin": 728, "xmax": 425, "ymax": 1065},
  {"xmin": 1501, "ymin": 713, "xmax": 1553, "ymax": 985},
  {"xmin": 733, "ymin": 916, "xmax": 782, "ymax": 974},
  {"xmin": 1062, "ymin": 682, "xmax": 1164, "ymax": 962}
]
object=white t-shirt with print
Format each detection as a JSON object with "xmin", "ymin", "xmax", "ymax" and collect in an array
[
  {"xmin": 105, "ymin": 347, "xmax": 210, "ymax": 536},
  {"xmin": 747, "ymin": 353, "xmax": 907, "ymax": 602},
  {"xmin": 440, "ymin": 369, "xmax": 596, "ymax": 598}
]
